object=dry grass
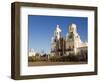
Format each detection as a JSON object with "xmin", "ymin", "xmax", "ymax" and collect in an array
[{"xmin": 28, "ymin": 61, "xmax": 87, "ymax": 66}]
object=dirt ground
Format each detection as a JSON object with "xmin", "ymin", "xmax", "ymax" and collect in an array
[{"xmin": 28, "ymin": 61, "xmax": 87, "ymax": 66}]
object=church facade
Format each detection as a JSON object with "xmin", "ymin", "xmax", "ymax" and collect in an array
[{"xmin": 51, "ymin": 23, "xmax": 87, "ymax": 57}]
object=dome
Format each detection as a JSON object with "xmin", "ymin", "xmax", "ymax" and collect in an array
[
  {"xmin": 69, "ymin": 23, "xmax": 77, "ymax": 33},
  {"xmin": 56, "ymin": 25, "xmax": 61, "ymax": 33},
  {"xmin": 70, "ymin": 23, "xmax": 76, "ymax": 29}
]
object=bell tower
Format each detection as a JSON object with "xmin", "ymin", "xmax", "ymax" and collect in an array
[
  {"xmin": 54, "ymin": 25, "xmax": 61, "ymax": 40},
  {"xmin": 65, "ymin": 23, "xmax": 78, "ymax": 55}
]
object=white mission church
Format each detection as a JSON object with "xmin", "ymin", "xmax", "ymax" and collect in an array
[
  {"xmin": 29, "ymin": 23, "xmax": 87, "ymax": 58},
  {"xmin": 51, "ymin": 23, "xmax": 87, "ymax": 56}
]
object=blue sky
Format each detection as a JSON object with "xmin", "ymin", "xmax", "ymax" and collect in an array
[{"xmin": 28, "ymin": 15, "xmax": 88, "ymax": 53}]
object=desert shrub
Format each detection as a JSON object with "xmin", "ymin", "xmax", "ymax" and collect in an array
[
  {"xmin": 28, "ymin": 56, "xmax": 34, "ymax": 62},
  {"xmin": 78, "ymin": 51, "xmax": 87, "ymax": 62}
]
